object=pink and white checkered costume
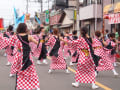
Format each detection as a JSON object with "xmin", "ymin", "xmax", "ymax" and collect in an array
[
  {"xmin": 30, "ymin": 34, "xmax": 42, "ymax": 58},
  {"xmin": 70, "ymin": 36, "xmax": 79, "ymax": 63},
  {"xmin": 63, "ymin": 37, "xmax": 71, "ymax": 57},
  {"xmin": 92, "ymin": 38, "xmax": 114, "ymax": 71},
  {"xmin": 104, "ymin": 39, "xmax": 116, "ymax": 64},
  {"xmin": 68, "ymin": 37, "xmax": 95, "ymax": 83},
  {"xmin": 0, "ymin": 35, "xmax": 40, "ymax": 90},
  {"xmin": 46, "ymin": 35, "xmax": 67, "ymax": 70}
]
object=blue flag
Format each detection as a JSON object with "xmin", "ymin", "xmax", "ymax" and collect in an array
[
  {"xmin": 14, "ymin": 8, "xmax": 18, "ymax": 20},
  {"xmin": 14, "ymin": 8, "xmax": 25, "ymax": 28},
  {"xmin": 35, "ymin": 16, "xmax": 41, "ymax": 24}
]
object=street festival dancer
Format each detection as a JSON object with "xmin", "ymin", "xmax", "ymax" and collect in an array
[
  {"xmin": 63, "ymin": 27, "xmax": 99, "ymax": 89},
  {"xmin": 0, "ymin": 23, "xmax": 40, "ymax": 90},
  {"xmin": 69, "ymin": 30, "xmax": 79, "ymax": 66},
  {"xmin": 104, "ymin": 33, "xmax": 118, "ymax": 67},
  {"xmin": 3, "ymin": 25, "xmax": 15, "ymax": 66},
  {"xmin": 92, "ymin": 31, "xmax": 118, "ymax": 76},
  {"xmin": 63, "ymin": 30, "xmax": 71, "ymax": 59},
  {"xmin": 30, "ymin": 25, "xmax": 48, "ymax": 65},
  {"xmin": 46, "ymin": 28, "xmax": 70, "ymax": 74},
  {"xmin": 30, "ymin": 27, "xmax": 42, "ymax": 58}
]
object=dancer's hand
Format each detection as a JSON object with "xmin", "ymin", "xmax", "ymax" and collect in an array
[
  {"xmin": 0, "ymin": 35, "xmax": 2, "ymax": 39},
  {"xmin": 59, "ymin": 37, "xmax": 63, "ymax": 41}
]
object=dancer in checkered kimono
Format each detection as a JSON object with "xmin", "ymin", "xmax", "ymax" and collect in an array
[
  {"xmin": 46, "ymin": 28, "xmax": 70, "ymax": 73},
  {"xmin": 69, "ymin": 30, "xmax": 79, "ymax": 66},
  {"xmin": 60, "ymin": 33, "xmax": 65, "ymax": 50},
  {"xmin": 30, "ymin": 26, "xmax": 48, "ymax": 65},
  {"xmin": 63, "ymin": 31, "xmax": 71, "ymax": 59},
  {"xmin": 104, "ymin": 33, "xmax": 117, "ymax": 67},
  {"xmin": 64, "ymin": 27, "xmax": 98, "ymax": 89},
  {"xmin": 0, "ymin": 33, "xmax": 9, "ymax": 50},
  {"xmin": 5, "ymin": 25, "xmax": 15, "ymax": 66},
  {"xmin": 0, "ymin": 23, "xmax": 40, "ymax": 90},
  {"xmin": 30, "ymin": 34, "xmax": 42, "ymax": 58},
  {"xmin": 92, "ymin": 31, "xmax": 118, "ymax": 76}
]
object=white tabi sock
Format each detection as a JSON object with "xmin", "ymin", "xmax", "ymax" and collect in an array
[
  {"xmin": 72, "ymin": 82, "xmax": 79, "ymax": 87},
  {"xmin": 92, "ymin": 83, "xmax": 99, "ymax": 89},
  {"xmin": 112, "ymin": 69, "xmax": 119, "ymax": 75},
  {"xmin": 113, "ymin": 62, "xmax": 117, "ymax": 67}
]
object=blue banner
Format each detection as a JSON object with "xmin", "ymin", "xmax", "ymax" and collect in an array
[{"xmin": 35, "ymin": 16, "xmax": 41, "ymax": 24}]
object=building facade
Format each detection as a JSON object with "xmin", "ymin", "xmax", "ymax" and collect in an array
[{"xmin": 79, "ymin": 0, "xmax": 120, "ymax": 36}]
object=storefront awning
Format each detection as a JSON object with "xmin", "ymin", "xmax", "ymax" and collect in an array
[
  {"xmin": 104, "ymin": 4, "xmax": 112, "ymax": 15},
  {"xmin": 114, "ymin": 2, "xmax": 120, "ymax": 13},
  {"xmin": 59, "ymin": 24, "xmax": 72, "ymax": 29},
  {"xmin": 104, "ymin": 2, "xmax": 120, "ymax": 15}
]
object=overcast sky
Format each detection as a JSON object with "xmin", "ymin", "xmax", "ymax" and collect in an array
[{"xmin": 0, "ymin": 0, "xmax": 53, "ymax": 27}]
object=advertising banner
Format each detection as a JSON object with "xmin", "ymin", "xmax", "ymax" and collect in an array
[{"xmin": 109, "ymin": 13, "xmax": 120, "ymax": 24}]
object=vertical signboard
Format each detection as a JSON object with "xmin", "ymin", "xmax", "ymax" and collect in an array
[
  {"xmin": 45, "ymin": 10, "xmax": 49, "ymax": 24},
  {"xmin": 74, "ymin": 10, "xmax": 77, "ymax": 20},
  {"xmin": 0, "ymin": 18, "xmax": 4, "ymax": 30}
]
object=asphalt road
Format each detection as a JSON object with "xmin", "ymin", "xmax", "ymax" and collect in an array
[{"xmin": 0, "ymin": 50, "xmax": 120, "ymax": 90}]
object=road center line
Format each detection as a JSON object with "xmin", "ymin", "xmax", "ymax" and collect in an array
[{"xmin": 68, "ymin": 67, "xmax": 112, "ymax": 90}]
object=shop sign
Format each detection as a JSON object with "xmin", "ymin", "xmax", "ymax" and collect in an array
[
  {"xmin": 0, "ymin": 18, "xmax": 4, "ymax": 30},
  {"xmin": 50, "ymin": 14, "xmax": 62, "ymax": 25},
  {"xmin": 74, "ymin": 10, "xmax": 77, "ymax": 20},
  {"xmin": 45, "ymin": 10, "xmax": 49, "ymax": 24},
  {"xmin": 109, "ymin": 13, "xmax": 120, "ymax": 24}
]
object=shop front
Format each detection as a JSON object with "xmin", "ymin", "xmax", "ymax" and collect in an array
[
  {"xmin": 59, "ymin": 12, "xmax": 74, "ymax": 33},
  {"xmin": 50, "ymin": 10, "xmax": 65, "ymax": 29},
  {"xmin": 104, "ymin": 2, "xmax": 120, "ymax": 37}
]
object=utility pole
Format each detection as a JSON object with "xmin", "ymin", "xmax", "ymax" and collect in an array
[
  {"xmin": 48, "ymin": 0, "xmax": 49, "ymax": 10},
  {"xmin": 101, "ymin": 0, "xmax": 103, "ymax": 30},
  {"xmin": 54, "ymin": 0, "xmax": 56, "ymax": 10},
  {"xmin": 102, "ymin": 0, "xmax": 105, "ymax": 38},
  {"xmin": 76, "ymin": 0, "xmax": 80, "ymax": 33},
  {"xmin": 95, "ymin": 0, "xmax": 97, "ymax": 31},
  {"xmin": 41, "ymin": 0, "xmax": 43, "ymax": 12},
  {"xmin": 26, "ymin": 0, "xmax": 29, "ymax": 14}
]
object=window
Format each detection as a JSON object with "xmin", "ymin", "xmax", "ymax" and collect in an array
[
  {"xmin": 114, "ymin": 0, "xmax": 119, "ymax": 3},
  {"xmin": 97, "ymin": 0, "xmax": 101, "ymax": 4},
  {"xmin": 92, "ymin": 0, "xmax": 101, "ymax": 4},
  {"xmin": 87, "ymin": 0, "xmax": 92, "ymax": 5},
  {"xmin": 83, "ymin": 0, "xmax": 87, "ymax": 6},
  {"xmin": 111, "ymin": 0, "xmax": 119, "ymax": 4},
  {"xmin": 83, "ymin": 0, "xmax": 101, "ymax": 6}
]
